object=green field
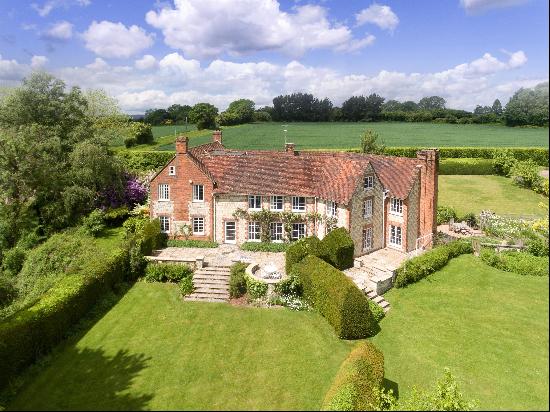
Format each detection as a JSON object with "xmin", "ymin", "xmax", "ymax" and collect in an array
[
  {"xmin": 372, "ymin": 255, "xmax": 549, "ymax": 410},
  {"xmin": 438, "ymin": 175, "xmax": 548, "ymax": 217},
  {"xmin": 151, "ymin": 124, "xmax": 197, "ymax": 139},
  {"xmin": 150, "ymin": 122, "xmax": 549, "ymax": 151},
  {"xmin": 8, "ymin": 283, "xmax": 353, "ymax": 411}
]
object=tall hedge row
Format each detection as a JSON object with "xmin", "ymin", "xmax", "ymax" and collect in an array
[
  {"xmin": 439, "ymin": 158, "xmax": 494, "ymax": 175},
  {"xmin": 322, "ymin": 341, "xmax": 385, "ymax": 411},
  {"xmin": 292, "ymin": 256, "xmax": 377, "ymax": 339},
  {"xmin": 0, "ymin": 219, "xmax": 163, "ymax": 390},
  {"xmin": 394, "ymin": 241, "xmax": 472, "ymax": 288},
  {"xmin": 116, "ymin": 150, "xmax": 174, "ymax": 172}
]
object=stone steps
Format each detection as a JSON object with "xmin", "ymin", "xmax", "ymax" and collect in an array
[
  {"xmin": 364, "ymin": 288, "xmax": 391, "ymax": 313},
  {"xmin": 185, "ymin": 266, "xmax": 231, "ymax": 303}
]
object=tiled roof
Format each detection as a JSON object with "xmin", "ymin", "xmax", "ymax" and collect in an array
[{"xmin": 189, "ymin": 144, "xmax": 422, "ymax": 204}]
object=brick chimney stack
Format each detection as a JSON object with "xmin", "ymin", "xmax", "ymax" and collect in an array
[
  {"xmin": 285, "ymin": 142, "xmax": 296, "ymax": 154},
  {"xmin": 212, "ymin": 130, "xmax": 223, "ymax": 144},
  {"xmin": 176, "ymin": 136, "xmax": 189, "ymax": 154},
  {"xmin": 416, "ymin": 148, "xmax": 439, "ymax": 238}
]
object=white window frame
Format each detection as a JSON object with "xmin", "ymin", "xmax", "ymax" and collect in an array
[
  {"xmin": 248, "ymin": 195, "xmax": 262, "ymax": 210},
  {"xmin": 362, "ymin": 227, "xmax": 373, "ymax": 251},
  {"xmin": 291, "ymin": 223, "xmax": 306, "ymax": 241},
  {"xmin": 168, "ymin": 165, "xmax": 176, "ymax": 176},
  {"xmin": 270, "ymin": 195, "xmax": 283, "ymax": 211},
  {"xmin": 158, "ymin": 184, "xmax": 170, "ymax": 201},
  {"xmin": 389, "ymin": 225, "xmax": 402, "ymax": 247},
  {"xmin": 292, "ymin": 196, "xmax": 306, "ymax": 212},
  {"xmin": 363, "ymin": 199, "xmax": 373, "ymax": 218},
  {"xmin": 159, "ymin": 216, "xmax": 170, "ymax": 233},
  {"xmin": 225, "ymin": 221, "xmax": 236, "ymax": 244},
  {"xmin": 248, "ymin": 221, "xmax": 261, "ymax": 242},
  {"xmin": 390, "ymin": 197, "xmax": 403, "ymax": 215},
  {"xmin": 270, "ymin": 222, "xmax": 283, "ymax": 242},
  {"xmin": 364, "ymin": 175, "xmax": 374, "ymax": 189},
  {"xmin": 193, "ymin": 184, "xmax": 204, "ymax": 202},
  {"xmin": 327, "ymin": 200, "xmax": 337, "ymax": 217},
  {"xmin": 192, "ymin": 217, "xmax": 205, "ymax": 235}
]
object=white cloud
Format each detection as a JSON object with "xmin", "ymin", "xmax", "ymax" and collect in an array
[
  {"xmin": 1, "ymin": 50, "xmax": 541, "ymax": 114},
  {"xmin": 135, "ymin": 55, "xmax": 158, "ymax": 70},
  {"xmin": 44, "ymin": 20, "xmax": 73, "ymax": 40},
  {"xmin": 31, "ymin": 55, "xmax": 48, "ymax": 68},
  {"xmin": 145, "ymin": 0, "xmax": 373, "ymax": 58},
  {"xmin": 31, "ymin": 0, "xmax": 90, "ymax": 17},
  {"xmin": 356, "ymin": 4, "xmax": 399, "ymax": 31},
  {"xmin": 460, "ymin": 0, "xmax": 529, "ymax": 13},
  {"xmin": 82, "ymin": 20, "xmax": 155, "ymax": 59}
]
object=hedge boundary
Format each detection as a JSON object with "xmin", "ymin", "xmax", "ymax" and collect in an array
[
  {"xmin": 292, "ymin": 255, "xmax": 377, "ymax": 339},
  {"xmin": 439, "ymin": 158, "xmax": 494, "ymax": 175},
  {"xmin": 0, "ymin": 219, "xmax": 163, "ymax": 390},
  {"xmin": 322, "ymin": 341, "xmax": 384, "ymax": 411},
  {"xmin": 394, "ymin": 241, "xmax": 473, "ymax": 288}
]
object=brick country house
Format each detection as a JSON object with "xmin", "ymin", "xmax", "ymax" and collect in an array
[{"xmin": 150, "ymin": 131, "xmax": 439, "ymax": 257}]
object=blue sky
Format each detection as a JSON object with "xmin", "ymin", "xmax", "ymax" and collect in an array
[{"xmin": 0, "ymin": 0, "xmax": 548, "ymax": 113}]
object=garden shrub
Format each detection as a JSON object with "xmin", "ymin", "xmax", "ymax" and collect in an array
[
  {"xmin": 437, "ymin": 206, "xmax": 458, "ymax": 225},
  {"xmin": 103, "ymin": 206, "xmax": 130, "ymax": 227},
  {"xmin": 241, "ymin": 241, "xmax": 289, "ymax": 252},
  {"xmin": 167, "ymin": 239, "xmax": 219, "ymax": 248},
  {"xmin": 274, "ymin": 272, "xmax": 303, "ymax": 296},
  {"xmin": 394, "ymin": 241, "xmax": 473, "ymax": 288},
  {"xmin": 460, "ymin": 212, "xmax": 479, "ymax": 229},
  {"xmin": 229, "ymin": 262, "xmax": 247, "ymax": 298},
  {"xmin": 526, "ymin": 236, "xmax": 549, "ymax": 257},
  {"xmin": 124, "ymin": 135, "xmax": 138, "ymax": 148},
  {"xmin": 480, "ymin": 248, "xmax": 549, "ymax": 276},
  {"xmin": 144, "ymin": 263, "xmax": 192, "ymax": 283},
  {"xmin": 123, "ymin": 215, "xmax": 148, "ymax": 235},
  {"xmin": 439, "ymin": 158, "xmax": 494, "ymax": 175},
  {"xmin": 245, "ymin": 273, "xmax": 268, "ymax": 299},
  {"xmin": 533, "ymin": 178, "xmax": 549, "ymax": 197},
  {"xmin": 81, "ymin": 209, "xmax": 106, "ymax": 237},
  {"xmin": 292, "ymin": 255, "xmax": 377, "ymax": 339},
  {"xmin": 285, "ymin": 236, "xmax": 324, "ymax": 273},
  {"xmin": 321, "ymin": 228, "xmax": 355, "ymax": 270},
  {"xmin": 116, "ymin": 151, "xmax": 174, "ymax": 173},
  {"xmin": 1, "ymin": 247, "xmax": 27, "ymax": 277},
  {"xmin": 367, "ymin": 299, "xmax": 385, "ymax": 323},
  {"xmin": 510, "ymin": 160, "xmax": 542, "ymax": 189},
  {"xmin": 0, "ymin": 276, "xmax": 17, "ymax": 308},
  {"xmin": 179, "ymin": 277, "xmax": 194, "ymax": 296},
  {"xmin": 125, "ymin": 218, "xmax": 165, "ymax": 279},
  {"xmin": 492, "ymin": 149, "xmax": 517, "ymax": 176},
  {"xmin": 322, "ymin": 341, "xmax": 384, "ymax": 411}
]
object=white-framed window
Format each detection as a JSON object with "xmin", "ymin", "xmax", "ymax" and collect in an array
[
  {"xmin": 364, "ymin": 175, "xmax": 374, "ymax": 189},
  {"xmin": 327, "ymin": 200, "xmax": 337, "ymax": 217},
  {"xmin": 363, "ymin": 198, "xmax": 373, "ymax": 218},
  {"xmin": 193, "ymin": 184, "xmax": 204, "ymax": 202},
  {"xmin": 159, "ymin": 216, "xmax": 170, "ymax": 233},
  {"xmin": 362, "ymin": 227, "xmax": 373, "ymax": 251},
  {"xmin": 291, "ymin": 223, "xmax": 306, "ymax": 240},
  {"xmin": 248, "ymin": 221, "xmax": 261, "ymax": 241},
  {"xmin": 192, "ymin": 217, "xmax": 205, "ymax": 235},
  {"xmin": 390, "ymin": 197, "xmax": 403, "ymax": 215},
  {"xmin": 248, "ymin": 195, "xmax": 262, "ymax": 210},
  {"xmin": 292, "ymin": 196, "xmax": 306, "ymax": 212},
  {"xmin": 168, "ymin": 165, "xmax": 176, "ymax": 176},
  {"xmin": 270, "ymin": 195, "xmax": 283, "ymax": 211},
  {"xmin": 270, "ymin": 222, "xmax": 283, "ymax": 242},
  {"xmin": 389, "ymin": 225, "xmax": 402, "ymax": 247},
  {"xmin": 158, "ymin": 184, "xmax": 170, "ymax": 201}
]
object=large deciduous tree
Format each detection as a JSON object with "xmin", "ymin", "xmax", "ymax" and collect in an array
[
  {"xmin": 189, "ymin": 103, "xmax": 218, "ymax": 130},
  {"xmin": 418, "ymin": 96, "xmax": 446, "ymax": 111},
  {"xmin": 504, "ymin": 82, "xmax": 549, "ymax": 127}
]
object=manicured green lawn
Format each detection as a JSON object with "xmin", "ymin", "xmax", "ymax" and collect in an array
[
  {"xmin": 372, "ymin": 255, "xmax": 549, "ymax": 410},
  {"xmin": 152, "ymin": 122, "xmax": 548, "ymax": 151},
  {"xmin": 439, "ymin": 175, "xmax": 548, "ymax": 218},
  {"xmin": 8, "ymin": 283, "xmax": 354, "ymax": 411}
]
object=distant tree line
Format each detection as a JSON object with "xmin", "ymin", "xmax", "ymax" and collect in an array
[{"xmin": 141, "ymin": 82, "xmax": 548, "ymax": 129}]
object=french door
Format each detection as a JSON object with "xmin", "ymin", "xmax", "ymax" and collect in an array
[{"xmin": 225, "ymin": 221, "xmax": 236, "ymax": 244}]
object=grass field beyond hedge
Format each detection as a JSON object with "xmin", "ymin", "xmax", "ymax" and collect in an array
[
  {"xmin": 152, "ymin": 122, "xmax": 549, "ymax": 150},
  {"xmin": 438, "ymin": 175, "xmax": 548, "ymax": 217},
  {"xmin": 8, "ymin": 283, "xmax": 354, "ymax": 411},
  {"xmin": 372, "ymin": 255, "xmax": 549, "ymax": 410}
]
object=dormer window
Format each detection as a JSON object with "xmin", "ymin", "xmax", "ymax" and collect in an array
[
  {"xmin": 364, "ymin": 175, "xmax": 374, "ymax": 189},
  {"xmin": 292, "ymin": 196, "xmax": 306, "ymax": 212},
  {"xmin": 248, "ymin": 195, "xmax": 262, "ymax": 210}
]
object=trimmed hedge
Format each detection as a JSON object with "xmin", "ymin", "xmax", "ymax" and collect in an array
[
  {"xmin": 229, "ymin": 262, "xmax": 247, "ymax": 298},
  {"xmin": 0, "ymin": 218, "xmax": 163, "ymax": 390},
  {"xmin": 394, "ymin": 241, "xmax": 473, "ymax": 288},
  {"xmin": 292, "ymin": 255, "xmax": 377, "ymax": 339},
  {"xmin": 322, "ymin": 341, "xmax": 384, "ymax": 411},
  {"xmin": 116, "ymin": 150, "xmax": 174, "ymax": 172},
  {"xmin": 244, "ymin": 272, "xmax": 268, "ymax": 299},
  {"xmin": 241, "ymin": 241, "xmax": 289, "ymax": 253},
  {"xmin": 322, "ymin": 228, "xmax": 355, "ymax": 270},
  {"xmin": 439, "ymin": 158, "xmax": 494, "ymax": 175},
  {"xmin": 480, "ymin": 248, "xmax": 549, "ymax": 277},
  {"xmin": 285, "ymin": 236, "xmax": 324, "ymax": 273},
  {"xmin": 144, "ymin": 262, "xmax": 192, "ymax": 283},
  {"xmin": 167, "ymin": 239, "xmax": 218, "ymax": 248}
]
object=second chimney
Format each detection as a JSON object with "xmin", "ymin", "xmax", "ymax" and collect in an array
[
  {"xmin": 212, "ymin": 130, "xmax": 223, "ymax": 144},
  {"xmin": 176, "ymin": 136, "xmax": 189, "ymax": 154}
]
